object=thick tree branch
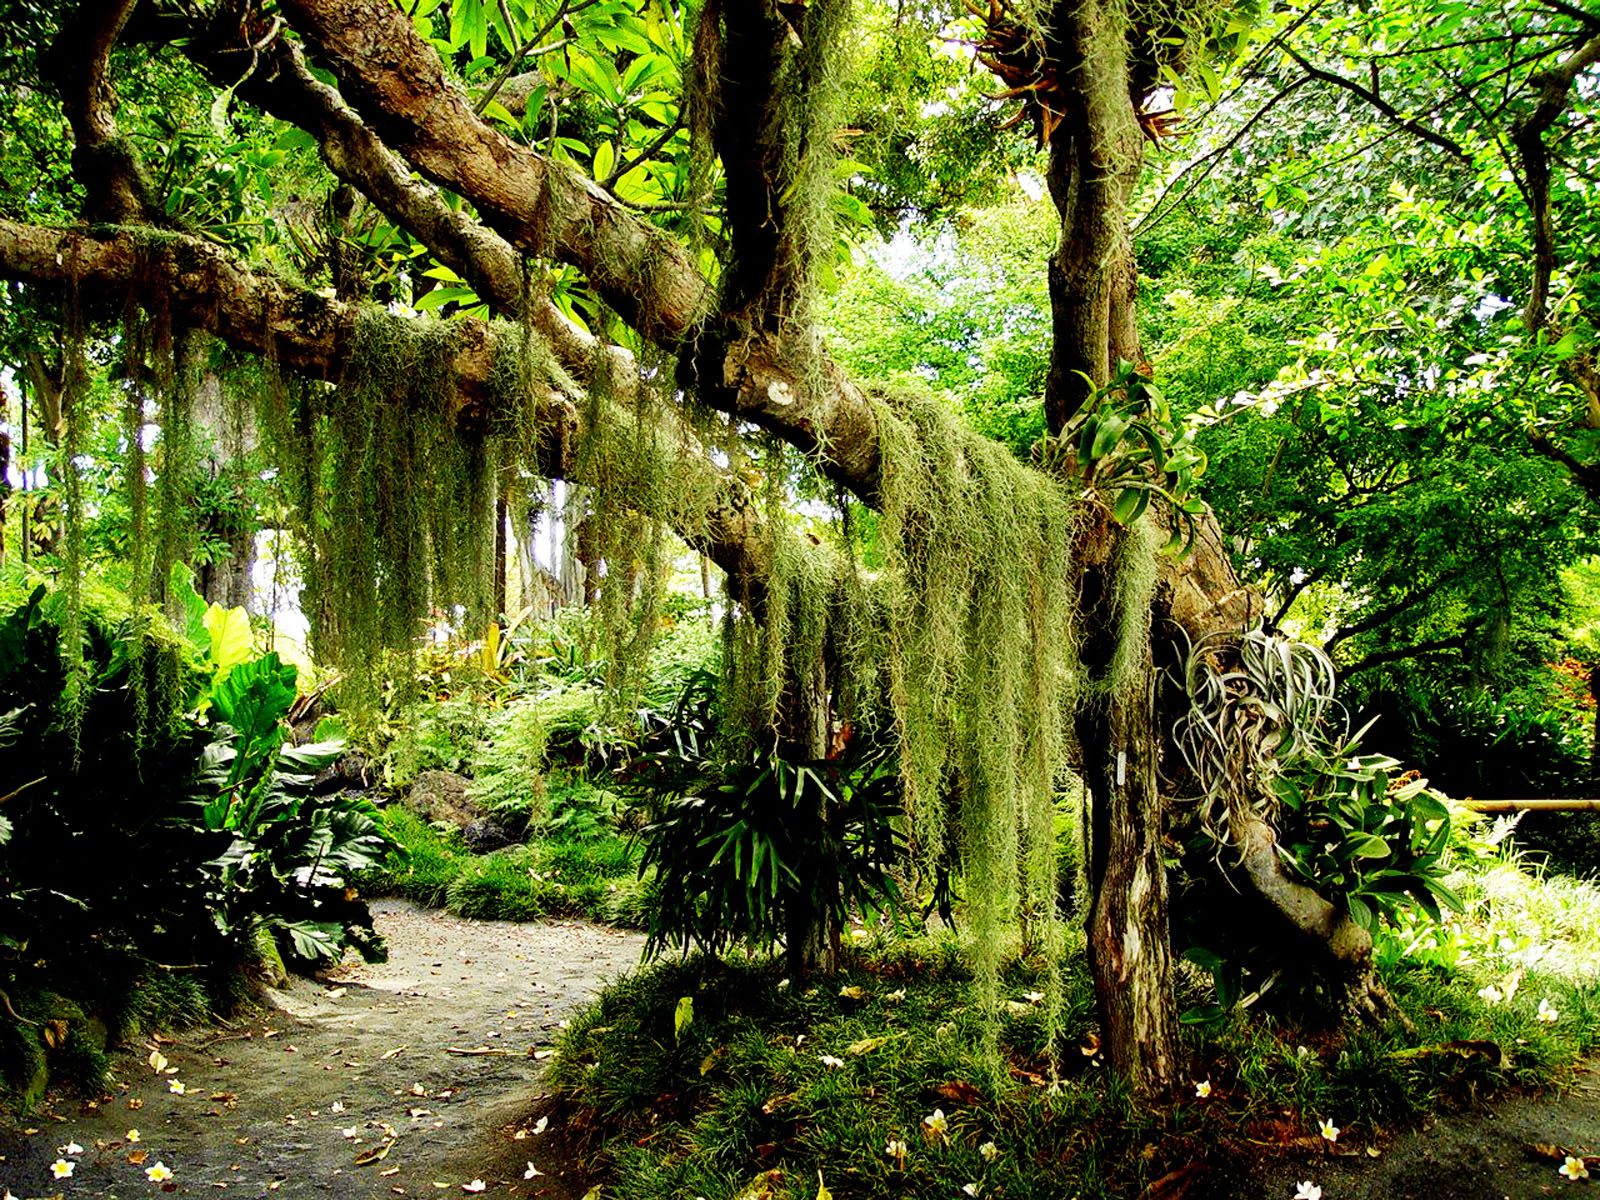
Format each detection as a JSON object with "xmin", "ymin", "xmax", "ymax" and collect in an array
[
  {"xmin": 1528, "ymin": 428, "xmax": 1600, "ymax": 501},
  {"xmin": 271, "ymin": 0, "xmax": 894, "ymax": 510},
  {"xmin": 1339, "ymin": 633, "xmax": 1470, "ymax": 679},
  {"xmin": 40, "ymin": 0, "xmax": 154, "ymax": 223},
  {"xmin": 276, "ymin": 0, "xmax": 708, "ymax": 345}
]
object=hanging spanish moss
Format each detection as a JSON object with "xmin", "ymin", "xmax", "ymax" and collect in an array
[
  {"xmin": 58, "ymin": 278, "xmax": 89, "ymax": 742},
  {"xmin": 871, "ymin": 382, "xmax": 1086, "ymax": 1075}
]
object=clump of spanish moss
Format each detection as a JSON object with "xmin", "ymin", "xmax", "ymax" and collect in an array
[{"xmin": 872, "ymin": 382, "xmax": 1085, "ymax": 1075}]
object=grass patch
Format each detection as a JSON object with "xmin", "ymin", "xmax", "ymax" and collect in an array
[
  {"xmin": 359, "ymin": 806, "xmax": 650, "ymax": 925},
  {"xmin": 549, "ymin": 862, "xmax": 1600, "ymax": 1200}
]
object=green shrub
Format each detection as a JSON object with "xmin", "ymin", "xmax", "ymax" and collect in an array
[{"xmin": 620, "ymin": 675, "xmax": 906, "ymax": 967}]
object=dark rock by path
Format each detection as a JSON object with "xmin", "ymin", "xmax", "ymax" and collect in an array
[
  {"xmin": 463, "ymin": 817, "xmax": 524, "ymax": 855},
  {"xmin": 0, "ymin": 900, "xmax": 644, "ymax": 1200}
]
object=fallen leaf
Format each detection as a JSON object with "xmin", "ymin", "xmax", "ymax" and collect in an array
[
  {"xmin": 1137, "ymin": 1164, "xmax": 1200, "ymax": 1200},
  {"xmin": 353, "ymin": 1141, "xmax": 396, "ymax": 1166},
  {"xmin": 1530, "ymin": 1142, "xmax": 1567, "ymax": 1162},
  {"xmin": 381, "ymin": 1168, "xmax": 400, "ymax": 1177},
  {"xmin": 128, "ymin": 1151, "xmax": 149, "ymax": 1165},
  {"xmin": 148, "ymin": 1051, "xmax": 168, "ymax": 1074},
  {"xmin": 381, "ymin": 1046, "xmax": 409, "ymax": 1060},
  {"xmin": 933, "ymin": 1080, "xmax": 986, "ymax": 1106}
]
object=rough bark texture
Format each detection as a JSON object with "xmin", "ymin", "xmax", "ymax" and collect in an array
[
  {"xmin": 277, "ymin": 0, "xmax": 709, "ymax": 344},
  {"xmin": 1077, "ymin": 520, "xmax": 1179, "ymax": 1092},
  {"xmin": 1043, "ymin": 0, "xmax": 1147, "ymax": 430}
]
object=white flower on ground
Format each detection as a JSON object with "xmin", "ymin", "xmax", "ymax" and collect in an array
[
  {"xmin": 462, "ymin": 1181, "xmax": 486, "ymax": 1193},
  {"xmin": 923, "ymin": 1108, "xmax": 948, "ymax": 1137},
  {"xmin": 341, "ymin": 1125, "xmax": 360, "ymax": 1139},
  {"xmin": 1194, "ymin": 1079, "xmax": 1212, "ymax": 1099},
  {"xmin": 167, "ymin": 1079, "xmax": 186, "ymax": 1094},
  {"xmin": 126, "ymin": 1129, "xmax": 141, "ymax": 1142},
  {"xmin": 886, "ymin": 988, "xmax": 906, "ymax": 1002},
  {"xmin": 60, "ymin": 1142, "xmax": 83, "ymax": 1156},
  {"xmin": 979, "ymin": 1141, "xmax": 999, "ymax": 1162},
  {"xmin": 1318, "ymin": 1118, "xmax": 1339, "ymax": 1143},
  {"xmin": 1560, "ymin": 1156, "xmax": 1590, "ymax": 1181},
  {"xmin": 50, "ymin": 1160, "xmax": 74, "ymax": 1180},
  {"xmin": 935, "ymin": 1023, "xmax": 954, "ymax": 1038},
  {"xmin": 524, "ymin": 1162, "xmax": 543, "ymax": 1179},
  {"xmin": 145, "ymin": 1162, "xmax": 174, "ymax": 1183},
  {"xmin": 1477, "ymin": 984, "xmax": 1503, "ymax": 1005},
  {"xmin": 330, "ymin": 1101, "xmax": 345, "ymax": 1114},
  {"xmin": 776, "ymin": 979, "xmax": 791, "ymax": 991},
  {"xmin": 962, "ymin": 1185, "xmax": 979, "ymax": 1197},
  {"xmin": 1292, "ymin": 1182, "xmax": 1321, "ymax": 1200},
  {"xmin": 818, "ymin": 1054, "xmax": 845, "ymax": 1069},
  {"xmin": 1538, "ymin": 998, "xmax": 1560, "ymax": 1023},
  {"xmin": 1022, "ymin": 991, "xmax": 1044, "ymax": 1003},
  {"xmin": 885, "ymin": 1138, "xmax": 907, "ymax": 1165}
]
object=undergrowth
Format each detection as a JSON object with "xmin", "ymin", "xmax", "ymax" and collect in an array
[
  {"xmin": 548, "ymin": 925, "xmax": 1600, "ymax": 1200},
  {"xmin": 359, "ymin": 807, "xmax": 651, "ymax": 927}
]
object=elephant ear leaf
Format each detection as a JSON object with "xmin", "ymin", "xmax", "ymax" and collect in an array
[{"xmin": 203, "ymin": 604, "xmax": 255, "ymax": 677}]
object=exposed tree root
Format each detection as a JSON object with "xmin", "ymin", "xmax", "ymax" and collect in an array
[{"xmin": 1234, "ymin": 813, "xmax": 1415, "ymax": 1035}]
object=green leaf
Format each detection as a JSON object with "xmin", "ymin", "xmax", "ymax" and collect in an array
[
  {"xmin": 203, "ymin": 604, "xmax": 255, "ymax": 677},
  {"xmin": 593, "ymin": 140, "xmax": 616, "ymax": 183},
  {"xmin": 673, "ymin": 995, "xmax": 694, "ymax": 1041},
  {"xmin": 169, "ymin": 562, "xmax": 211, "ymax": 655}
]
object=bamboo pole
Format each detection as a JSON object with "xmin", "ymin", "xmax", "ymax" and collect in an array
[{"xmin": 1459, "ymin": 799, "xmax": 1600, "ymax": 812}]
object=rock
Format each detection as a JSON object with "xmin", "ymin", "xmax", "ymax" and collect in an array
[
  {"xmin": 402, "ymin": 770, "xmax": 481, "ymax": 829},
  {"xmin": 312, "ymin": 750, "xmax": 371, "ymax": 796},
  {"xmin": 462, "ymin": 816, "xmax": 523, "ymax": 854}
]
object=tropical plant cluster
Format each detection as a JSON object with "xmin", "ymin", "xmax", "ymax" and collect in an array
[{"xmin": 0, "ymin": 567, "xmax": 393, "ymax": 1106}]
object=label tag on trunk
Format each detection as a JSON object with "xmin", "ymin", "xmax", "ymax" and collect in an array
[{"xmin": 1116, "ymin": 750, "xmax": 1126, "ymax": 787}]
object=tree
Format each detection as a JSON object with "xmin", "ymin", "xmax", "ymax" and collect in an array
[{"xmin": 0, "ymin": 0, "xmax": 1487, "ymax": 1095}]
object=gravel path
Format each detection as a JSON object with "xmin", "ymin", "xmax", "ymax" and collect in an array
[{"xmin": 0, "ymin": 900, "xmax": 644, "ymax": 1200}]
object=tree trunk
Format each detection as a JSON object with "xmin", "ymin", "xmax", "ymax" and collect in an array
[
  {"xmin": 1076, "ymin": 524, "xmax": 1178, "ymax": 1093},
  {"xmin": 783, "ymin": 631, "xmax": 840, "ymax": 979}
]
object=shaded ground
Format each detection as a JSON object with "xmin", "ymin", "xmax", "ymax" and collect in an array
[
  {"xmin": 3, "ymin": 903, "xmax": 1597, "ymax": 1200},
  {"xmin": 0, "ymin": 900, "xmax": 643, "ymax": 1199},
  {"xmin": 1203, "ymin": 1067, "xmax": 1600, "ymax": 1200}
]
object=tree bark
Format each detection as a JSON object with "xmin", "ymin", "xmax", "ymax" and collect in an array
[{"xmin": 1076, "ymin": 521, "xmax": 1178, "ymax": 1093}]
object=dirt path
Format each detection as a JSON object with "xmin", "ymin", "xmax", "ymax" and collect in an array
[{"xmin": 0, "ymin": 900, "xmax": 644, "ymax": 1200}]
